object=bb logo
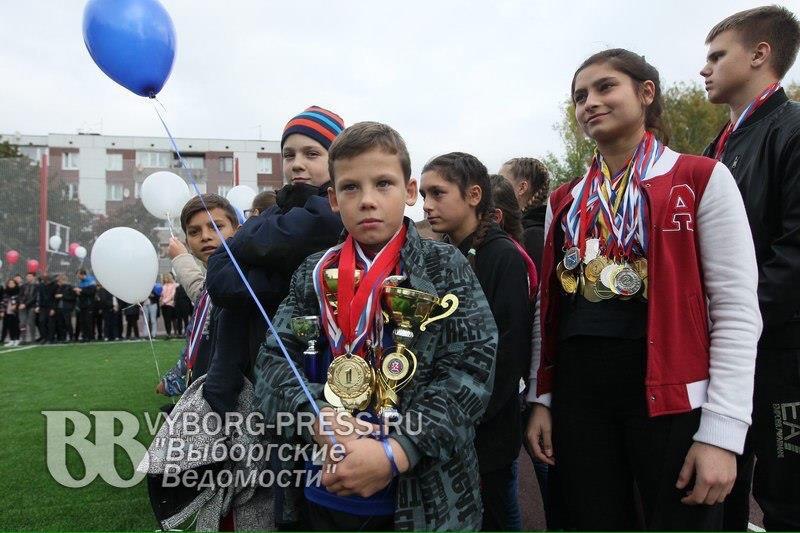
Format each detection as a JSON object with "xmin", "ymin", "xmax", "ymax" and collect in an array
[
  {"xmin": 663, "ymin": 184, "xmax": 695, "ymax": 232},
  {"xmin": 42, "ymin": 410, "xmax": 148, "ymax": 488}
]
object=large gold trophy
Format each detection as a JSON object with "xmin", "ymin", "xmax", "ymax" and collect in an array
[{"xmin": 376, "ymin": 287, "xmax": 459, "ymax": 417}]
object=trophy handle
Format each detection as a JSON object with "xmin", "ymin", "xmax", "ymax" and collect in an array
[{"xmin": 419, "ymin": 294, "xmax": 459, "ymax": 331}]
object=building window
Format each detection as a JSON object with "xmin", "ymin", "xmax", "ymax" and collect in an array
[
  {"xmin": 136, "ymin": 151, "xmax": 171, "ymax": 168},
  {"xmin": 218, "ymin": 185, "xmax": 232, "ymax": 197},
  {"xmin": 257, "ymin": 157, "xmax": 273, "ymax": 174},
  {"xmin": 67, "ymin": 183, "xmax": 79, "ymax": 200},
  {"xmin": 19, "ymin": 146, "xmax": 47, "ymax": 166},
  {"xmin": 106, "ymin": 183, "xmax": 123, "ymax": 201},
  {"xmin": 181, "ymin": 156, "xmax": 204, "ymax": 170},
  {"xmin": 62, "ymin": 152, "xmax": 79, "ymax": 170},
  {"xmin": 219, "ymin": 157, "xmax": 233, "ymax": 172},
  {"xmin": 107, "ymin": 153, "xmax": 123, "ymax": 171}
]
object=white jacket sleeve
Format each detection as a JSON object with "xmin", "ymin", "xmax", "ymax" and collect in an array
[
  {"xmin": 171, "ymin": 253, "xmax": 206, "ymax": 304},
  {"xmin": 694, "ymin": 162, "xmax": 762, "ymax": 454},
  {"xmin": 527, "ymin": 198, "xmax": 553, "ymax": 407}
]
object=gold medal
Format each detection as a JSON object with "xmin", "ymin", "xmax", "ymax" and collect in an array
[
  {"xmin": 632, "ymin": 258, "xmax": 648, "ymax": 280},
  {"xmin": 559, "ymin": 268, "xmax": 578, "ymax": 294},
  {"xmin": 323, "ymin": 382, "xmax": 345, "ymax": 409},
  {"xmin": 582, "ymin": 280, "xmax": 602, "ymax": 303},
  {"xmin": 327, "ymin": 355, "xmax": 373, "ymax": 407},
  {"xmin": 585, "ymin": 256, "xmax": 608, "ymax": 283},
  {"xmin": 595, "ymin": 281, "xmax": 615, "ymax": 300},
  {"xmin": 599, "ymin": 263, "xmax": 620, "ymax": 292}
]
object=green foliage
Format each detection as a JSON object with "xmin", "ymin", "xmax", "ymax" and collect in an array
[
  {"xmin": 661, "ymin": 82, "xmax": 728, "ymax": 155},
  {"xmin": 545, "ymin": 80, "xmax": 799, "ymax": 188},
  {"xmin": 92, "ymin": 201, "xmax": 164, "ymax": 250},
  {"xmin": 0, "ymin": 153, "xmax": 94, "ymax": 274}
]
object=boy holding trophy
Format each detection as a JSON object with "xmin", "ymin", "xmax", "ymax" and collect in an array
[{"xmin": 255, "ymin": 121, "xmax": 498, "ymax": 530}]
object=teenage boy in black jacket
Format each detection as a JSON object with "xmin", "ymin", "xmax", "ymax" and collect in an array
[{"xmin": 701, "ymin": 6, "xmax": 800, "ymax": 530}]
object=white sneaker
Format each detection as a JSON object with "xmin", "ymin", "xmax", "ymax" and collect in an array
[{"xmin": 13, "ymin": 340, "xmax": 21, "ymax": 346}]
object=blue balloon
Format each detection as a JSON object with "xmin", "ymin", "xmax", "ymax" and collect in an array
[{"xmin": 82, "ymin": 0, "xmax": 176, "ymax": 98}]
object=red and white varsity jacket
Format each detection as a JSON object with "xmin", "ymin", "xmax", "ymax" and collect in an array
[{"xmin": 527, "ymin": 148, "xmax": 762, "ymax": 454}]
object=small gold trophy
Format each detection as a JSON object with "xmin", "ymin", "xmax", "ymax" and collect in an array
[
  {"xmin": 322, "ymin": 268, "xmax": 363, "ymax": 312},
  {"xmin": 376, "ymin": 287, "xmax": 459, "ymax": 416}
]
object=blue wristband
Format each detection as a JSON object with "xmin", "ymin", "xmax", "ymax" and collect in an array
[{"xmin": 381, "ymin": 438, "xmax": 400, "ymax": 478}]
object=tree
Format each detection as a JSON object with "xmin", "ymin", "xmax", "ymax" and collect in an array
[
  {"xmin": 92, "ymin": 201, "xmax": 166, "ymax": 250},
  {"xmin": 0, "ymin": 142, "xmax": 96, "ymax": 275},
  {"xmin": 544, "ymin": 81, "xmax": 800, "ymax": 187}
]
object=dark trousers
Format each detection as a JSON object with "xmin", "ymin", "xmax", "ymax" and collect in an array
[
  {"xmin": 94, "ymin": 312, "xmax": 104, "ymax": 340},
  {"xmin": 725, "ymin": 348, "xmax": 800, "ymax": 531},
  {"xmin": 305, "ymin": 500, "xmax": 393, "ymax": 532},
  {"xmin": 552, "ymin": 336, "xmax": 723, "ymax": 531},
  {"xmin": 54, "ymin": 308, "xmax": 74, "ymax": 341},
  {"xmin": 40, "ymin": 311, "xmax": 55, "ymax": 342},
  {"xmin": 78, "ymin": 308, "xmax": 94, "ymax": 341},
  {"xmin": 481, "ymin": 460, "xmax": 522, "ymax": 531},
  {"xmin": 162, "ymin": 305, "xmax": 176, "ymax": 336},
  {"xmin": 1, "ymin": 314, "xmax": 20, "ymax": 341},
  {"xmin": 125, "ymin": 315, "xmax": 140, "ymax": 338},
  {"xmin": 104, "ymin": 311, "xmax": 120, "ymax": 340}
]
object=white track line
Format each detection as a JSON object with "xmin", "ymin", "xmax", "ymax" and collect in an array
[
  {"xmin": 0, "ymin": 338, "xmax": 181, "ymax": 355},
  {"xmin": 0, "ymin": 345, "xmax": 38, "ymax": 354},
  {"xmin": 748, "ymin": 522, "xmax": 765, "ymax": 532}
]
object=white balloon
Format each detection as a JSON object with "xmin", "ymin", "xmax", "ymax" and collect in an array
[
  {"xmin": 226, "ymin": 185, "xmax": 257, "ymax": 213},
  {"xmin": 90, "ymin": 227, "xmax": 158, "ymax": 304},
  {"xmin": 49, "ymin": 235, "xmax": 62, "ymax": 250},
  {"xmin": 75, "ymin": 246, "xmax": 87, "ymax": 259},
  {"xmin": 140, "ymin": 171, "xmax": 191, "ymax": 220}
]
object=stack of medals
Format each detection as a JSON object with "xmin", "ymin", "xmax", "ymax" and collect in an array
[
  {"xmin": 557, "ymin": 238, "xmax": 648, "ymax": 301},
  {"xmin": 312, "ymin": 226, "xmax": 408, "ymax": 413},
  {"xmin": 558, "ymin": 132, "xmax": 661, "ymax": 301}
]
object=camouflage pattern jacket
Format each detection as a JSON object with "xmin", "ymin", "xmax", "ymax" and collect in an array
[{"xmin": 255, "ymin": 220, "xmax": 498, "ymax": 531}]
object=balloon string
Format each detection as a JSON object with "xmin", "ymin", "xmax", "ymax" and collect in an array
[
  {"xmin": 151, "ymin": 101, "xmax": 321, "ymax": 417},
  {"xmin": 139, "ymin": 302, "xmax": 176, "ymax": 405},
  {"xmin": 165, "ymin": 212, "xmax": 176, "ymax": 239},
  {"xmin": 139, "ymin": 302, "xmax": 161, "ymax": 379}
]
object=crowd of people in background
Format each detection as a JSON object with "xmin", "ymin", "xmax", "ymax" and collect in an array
[{"xmin": 0, "ymin": 268, "xmax": 196, "ymax": 346}]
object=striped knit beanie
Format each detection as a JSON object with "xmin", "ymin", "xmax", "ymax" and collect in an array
[{"xmin": 281, "ymin": 106, "xmax": 345, "ymax": 151}]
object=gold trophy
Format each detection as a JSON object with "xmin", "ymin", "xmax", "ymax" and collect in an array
[
  {"xmin": 376, "ymin": 287, "xmax": 459, "ymax": 417},
  {"xmin": 322, "ymin": 268, "xmax": 363, "ymax": 312}
]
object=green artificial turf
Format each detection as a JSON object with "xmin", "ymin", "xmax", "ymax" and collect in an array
[{"xmin": 0, "ymin": 339, "xmax": 184, "ymax": 531}]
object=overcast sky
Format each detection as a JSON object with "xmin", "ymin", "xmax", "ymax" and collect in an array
[{"xmin": 2, "ymin": 0, "xmax": 799, "ymax": 219}]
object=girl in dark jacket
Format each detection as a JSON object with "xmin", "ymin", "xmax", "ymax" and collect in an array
[{"xmin": 421, "ymin": 152, "xmax": 532, "ymax": 531}]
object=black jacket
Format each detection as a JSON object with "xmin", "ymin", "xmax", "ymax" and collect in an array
[
  {"xmin": 38, "ymin": 281, "xmax": 57, "ymax": 310},
  {"xmin": 203, "ymin": 181, "xmax": 343, "ymax": 415},
  {"xmin": 19, "ymin": 282, "xmax": 38, "ymax": 308},
  {"xmin": 77, "ymin": 284, "xmax": 96, "ymax": 311},
  {"xmin": 54, "ymin": 284, "xmax": 76, "ymax": 311},
  {"xmin": 456, "ymin": 223, "xmax": 532, "ymax": 473},
  {"xmin": 703, "ymin": 89, "xmax": 800, "ymax": 349},
  {"xmin": 521, "ymin": 204, "xmax": 547, "ymax": 274}
]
